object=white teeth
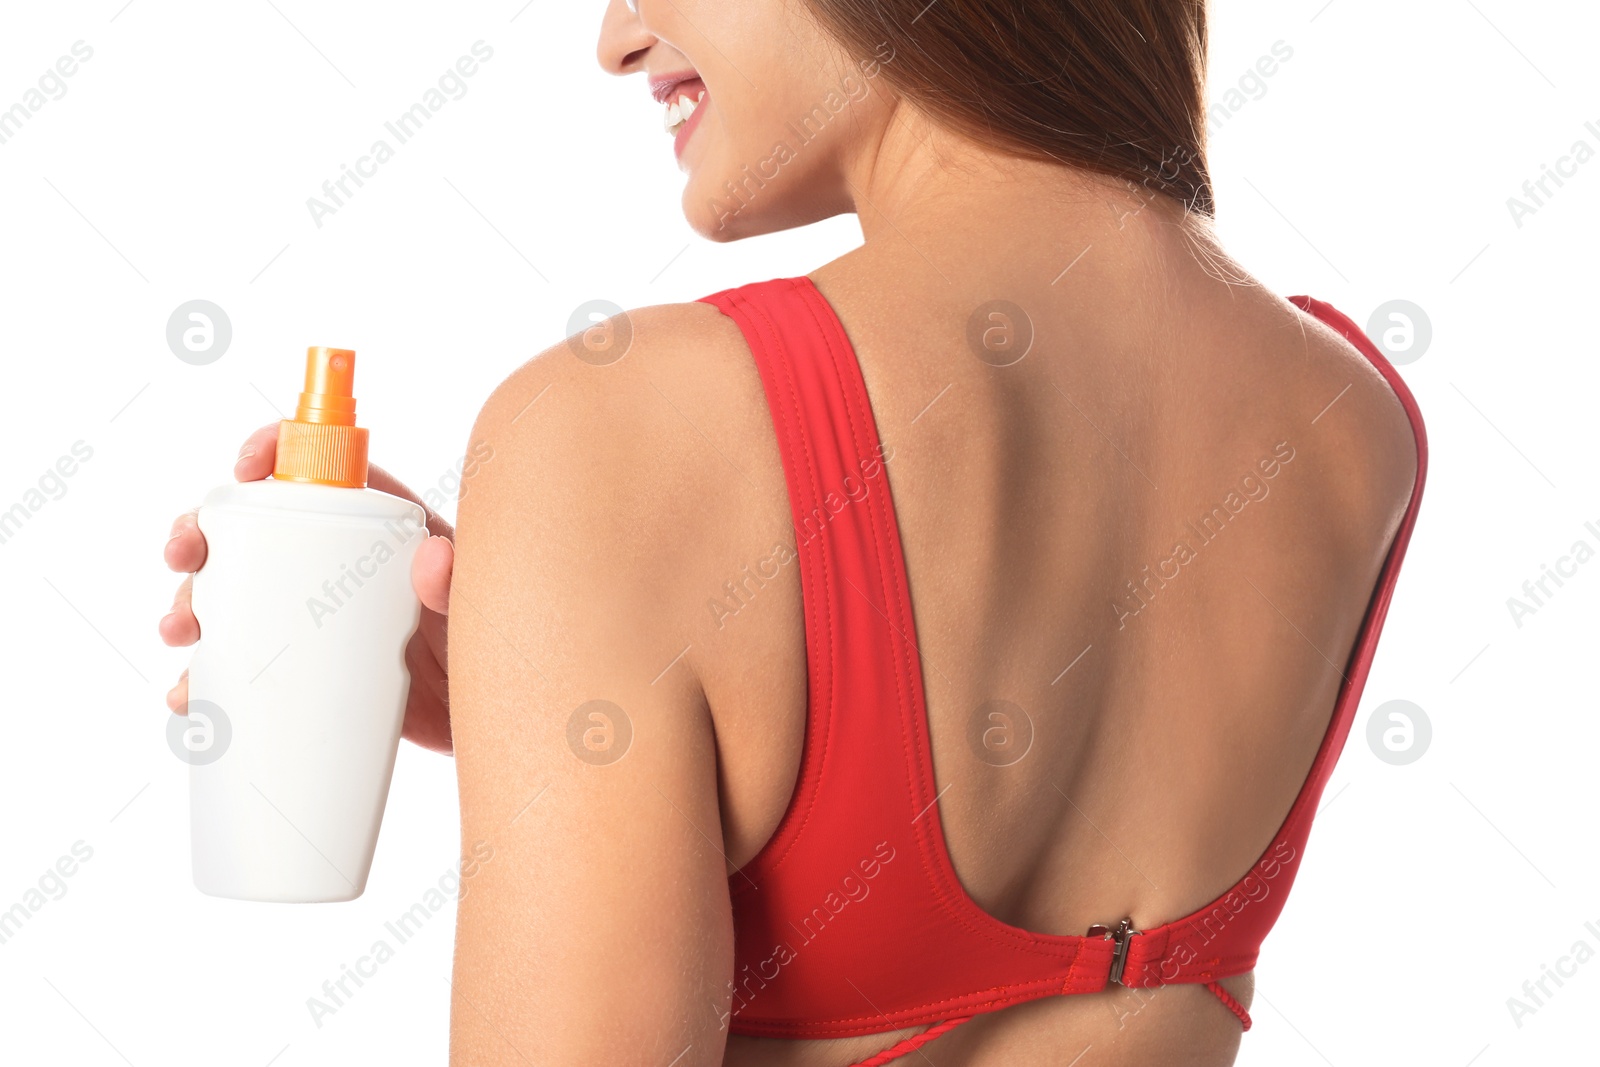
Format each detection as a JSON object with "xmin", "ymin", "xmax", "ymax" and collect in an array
[{"xmin": 664, "ymin": 88, "xmax": 707, "ymax": 135}]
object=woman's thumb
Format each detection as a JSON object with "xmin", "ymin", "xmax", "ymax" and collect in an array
[{"xmin": 412, "ymin": 535, "xmax": 454, "ymax": 615}]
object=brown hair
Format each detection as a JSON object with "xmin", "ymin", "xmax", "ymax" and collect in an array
[{"xmin": 803, "ymin": 0, "xmax": 1213, "ymax": 215}]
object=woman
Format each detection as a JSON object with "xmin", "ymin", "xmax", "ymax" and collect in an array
[{"xmin": 160, "ymin": 1, "xmax": 1426, "ymax": 1063}]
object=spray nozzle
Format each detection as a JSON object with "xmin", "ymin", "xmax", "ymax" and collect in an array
[
  {"xmin": 272, "ymin": 346, "xmax": 370, "ymax": 488},
  {"xmin": 294, "ymin": 347, "xmax": 359, "ymax": 426}
]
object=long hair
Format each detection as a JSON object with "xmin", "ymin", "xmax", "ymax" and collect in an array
[{"xmin": 804, "ymin": 0, "xmax": 1214, "ymax": 215}]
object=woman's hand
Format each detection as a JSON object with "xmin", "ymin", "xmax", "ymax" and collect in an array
[{"xmin": 159, "ymin": 423, "xmax": 457, "ymax": 754}]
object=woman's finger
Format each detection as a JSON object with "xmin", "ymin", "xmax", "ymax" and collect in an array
[
  {"xmin": 412, "ymin": 535, "xmax": 454, "ymax": 616},
  {"xmin": 159, "ymin": 574, "xmax": 199, "ymax": 646},
  {"xmin": 233, "ymin": 423, "xmax": 281, "ymax": 482},
  {"xmin": 163, "ymin": 424, "xmax": 281, "ymax": 720},
  {"xmin": 164, "ymin": 509, "xmax": 207, "ymax": 573},
  {"xmin": 166, "ymin": 668, "xmax": 189, "ymax": 714}
]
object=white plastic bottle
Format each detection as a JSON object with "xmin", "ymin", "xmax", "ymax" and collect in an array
[{"xmin": 186, "ymin": 347, "xmax": 425, "ymax": 902}]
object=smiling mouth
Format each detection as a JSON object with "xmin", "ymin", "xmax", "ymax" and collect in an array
[{"xmin": 662, "ymin": 77, "xmax": 706, "ymax": 137}]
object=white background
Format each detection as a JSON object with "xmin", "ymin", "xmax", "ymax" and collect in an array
[{"xmin": 0, "ymin": 0, "xmax": 1595, "ymax": 1064}]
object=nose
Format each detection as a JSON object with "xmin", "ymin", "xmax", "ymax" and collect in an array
[{"xmin": 597, "ymin": 0, "xmax": 654, "ymax": 76}]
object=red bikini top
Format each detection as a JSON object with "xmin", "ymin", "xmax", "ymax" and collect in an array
[{"xmin": 696, "ymin": 276, "xmax": 1428, "ymax": 1063}]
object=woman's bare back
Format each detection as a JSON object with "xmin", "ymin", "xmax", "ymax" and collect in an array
[{"xmin": 700, "ymin": 230, "xmax": 1418, "ymax": 1065}]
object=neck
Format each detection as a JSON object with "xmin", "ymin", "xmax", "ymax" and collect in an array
[{"xmin": 835, "ymin": 100, "xmax": 1231, "ymax": 298}]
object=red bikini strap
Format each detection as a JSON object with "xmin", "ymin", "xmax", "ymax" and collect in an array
[
  {"xmin": 1204, "ymin": 981, "xmax": 1253, "ymax": 1031},
  {"xmin": 846, "ymin": 986, "xmax": 1248, "ymax": 1067},
  {"xmin": 848, "ymin": 1016, "xmax": 974, "ymax": 1067}
]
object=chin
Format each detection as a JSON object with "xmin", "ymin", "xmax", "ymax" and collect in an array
[
  {"xmin": 682, "ymin": 188, "xmax": 745, "ymax": 243},
  {"xmin": 681, "ymin": 157, "xmax": 848, "ymax": 243},
  {"xmin": 681, "ymin": 152, "xmax": 759, "ymax": 242}
]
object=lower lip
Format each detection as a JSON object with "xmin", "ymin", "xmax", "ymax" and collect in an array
[{"xmin": 673, "ymin": 93, "xmax": 708, "ymax": 161}]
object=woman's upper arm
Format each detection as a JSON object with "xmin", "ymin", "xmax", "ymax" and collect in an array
[{"xmin": 447, "ymin": 305, "xmax": 750, "ymax": 1066}]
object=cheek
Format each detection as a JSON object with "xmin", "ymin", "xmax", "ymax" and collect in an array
[
  {"xmin": 704, "ymin": 81, "xmax": 788, "ymax": 169},
  {"xmin": 683, "ymin": 117, "xmax": 832, "ymax": 239},
  {"xmin": 677, "ymin": 39, "xmax": 881, "ymax": 238},
  {"xmin": 680, "ymin": 90, "xmax": 789, "ymax": 235}
]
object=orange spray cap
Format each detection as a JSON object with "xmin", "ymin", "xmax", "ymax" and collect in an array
[{"xmin": 272, "ymin": 347, "xmax": 370, "ymax": 488}]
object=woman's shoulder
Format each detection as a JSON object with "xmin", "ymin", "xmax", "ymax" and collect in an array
[
  {"xmin": 469, "ymin": 298, "xmax": 769, "ymax": 455},
  {"xmin": 480, "ymin": 298, "xmax": 751, "ymax": 401},
  {"xmin": 1273, "ymin": 290, "xmax": 1423, "ymax": 545},
  {"xmin": 459, "ymin": 295, "xmax": 790, "ymax": 637}
]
